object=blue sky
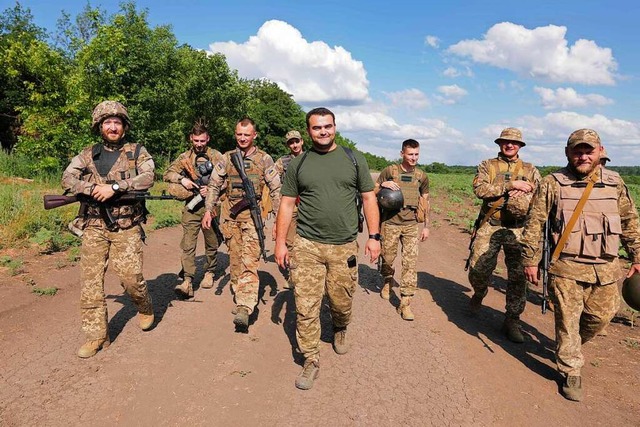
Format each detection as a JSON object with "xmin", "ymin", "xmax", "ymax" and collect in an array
[{"xmin": 15, "ymin": 0, "xmax": 640, "ymax": 166}]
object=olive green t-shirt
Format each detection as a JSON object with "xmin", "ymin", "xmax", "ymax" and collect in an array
[
  {"xmin": 281, "ymin": 146, "xmax": 374, "ymax": 244},
  {"xmin": 377, "ymin": 165, "xmax": 429, "ymax": 225}
]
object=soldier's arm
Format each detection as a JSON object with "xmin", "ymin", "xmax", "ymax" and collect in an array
[
  {"xmin": 473, "ymin": 160, "xmax": 508, "ymax": 199},
  {"xmin": 163, "ymin": 153, "xmax": 187, "ymax": 183},
  {"xmin": 521, "ymin": 177, "xmax": 556, "ymax": 267},
  {"xmin": 275, "ymin": 195, "xmax": 296, "ymax": 269},
  {"xmin": 204, "ymin": 157, "xmax": 227, "ymax": 212},
  {"xmin": 618, "ymin": 179, "xmax": 640, "ymax": 265},
  {"xmin": 61, "ymin": 151, "xmax": 94, "ymax": 196},
  {"xmin": 264, "ymin": 156, "xmax": 281, "ymax": 215},
  {"xmin": 126, "ymin": 146, "xmax": 154, "ymax": 191}
]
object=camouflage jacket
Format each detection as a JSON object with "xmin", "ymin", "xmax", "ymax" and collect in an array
[
  {"xmin": 163, "ymin": 146, "xmax": 223, "ymax": 184},
  {"xmin": 205, "ymin": 147, "xmax": 281, "ymax": 223},
  {"xmin": 521, "ymin": 166, "xmax": 640, "ymax": 283},
  {"xmin": 61, "ymin": 141, "xmax": 154, "ymax": 229}
]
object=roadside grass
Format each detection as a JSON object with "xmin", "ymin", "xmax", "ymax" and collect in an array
[
  {"xmin": 32, "ymin": 286, "xmax": 58, "ymax": 296},
  {"xmin": 429, "ymin": 173, "xmax": 477, "ymax": 231},
  {"xmin": 0, "ymin": 255, "xmax": 24, "ymax": 276}
]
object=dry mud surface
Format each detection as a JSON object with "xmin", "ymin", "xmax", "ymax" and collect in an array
[{"xmin": 1, "ymin": 210, "xmax": 639, "ymax": 426}]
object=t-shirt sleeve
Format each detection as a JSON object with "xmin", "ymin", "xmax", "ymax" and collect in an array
[
  {"xmin": 281, "ymin": 155, "xmax": 300, "ymax": 197},
  {"xmin": 355, "ymin": 152, "xmax": 374, "ymax": 192}
]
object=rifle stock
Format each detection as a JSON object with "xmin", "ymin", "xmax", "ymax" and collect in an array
[{"xmin": 43, "ymin": 194, "xmax": 79, "ymax": 210}]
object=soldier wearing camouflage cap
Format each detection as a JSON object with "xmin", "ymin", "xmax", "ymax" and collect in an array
[
  {"xmin": 62, "ymin": 100, "xmax": 155, "ymax": 358},
  {"xmin": 272, "ymin": 130, "xmax": 305, "ymax": 289},
  {"xmin": 522, "ymin": 129, "xmax": 640, "ymax": 402},
  {"xmin": 467, "ymin": 127, "xmax": 541, "ymax": 343},
  {"xmin": 163, "ymin": 119, "xmax": 223, "ymax": 298}
]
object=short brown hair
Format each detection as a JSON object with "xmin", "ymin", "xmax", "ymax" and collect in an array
[
  {"xmin": 191, "ymin": 118, "xmax": 208, "ymax": 136},
  {"xmin": 402, "ymin": 139, "xmax": 420, "ymax": 150},
  {"xmin": 306, "ymin": 107, "xmax": 335, "ymax": 128}
]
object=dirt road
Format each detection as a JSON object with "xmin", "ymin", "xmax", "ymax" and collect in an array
[{"xmin": 1, "ymin": 211, "xmax": 638, "ymax": 426}]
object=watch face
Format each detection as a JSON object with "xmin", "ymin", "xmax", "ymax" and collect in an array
[{"xmin": 112, "ymin": 183, "xmax": 120, "ymax": 191}]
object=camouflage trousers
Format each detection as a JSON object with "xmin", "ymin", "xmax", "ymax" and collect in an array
[
  {"xmin": 80, "ymin": 226, "xmax": 153, "ymax": 340},
  {"xmin": 180, "ymin": 204, "xmax": 218, "ymax": 279},
  {"xmin": 291, "ymin": 235, "xmax": 358, "ymax": 364},
  {"xmin": 381, "ymin": 222, "xmax": 419, "ymax": 296},
  {"xmin": 549, "ymin": 275, "xmax": 620, "ymax": 376},
  {"xmin": 467, "ymin": 223, "xmax": 527, "ymax": 318},
  {"xmin": 220, "ymin": 219, "xmax": 261, "ymax": 314}
]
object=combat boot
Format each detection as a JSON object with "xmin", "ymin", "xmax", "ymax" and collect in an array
[
  {"xmin": 469, "ymin": 288, "xmax": 488, "ymax": 315},
  {"xmin": 174, "ymin": 277, "xmax": 194, "ymax": 298},
  {"xmin": 502, "ymin": 317, "xmax": 524, "ymax": 343},
  {"xmin": 295, "ymin": 360, "xmax": 320, "ymax": 390},
  {"xmin": 380, "ymin": 280, "xmax": 391, "ymax": 300},
  {"xmin": 77, "ymin": 337, "xmax": 110, "ymax": 358},
  {"xmin": 200, "ymin": 272, "xmax": 215, "ymax": 289},
  {"xmin": 234, "ymin": 306, "xmax": 250, "ymax": 329},
  {"xmin": 398, "ymin": 296, "xmax": 415, "ymax": 321},
  {"xmin": 138, "ymin": 312, "xmax": 155, "ymax": 331},
  {"xmin": 561, "ymin": 375, "xmax": 583, "ymax": 402},
  {"xmin": 333, "ymin": 327, "xmax": 349, "ymax": 355}
]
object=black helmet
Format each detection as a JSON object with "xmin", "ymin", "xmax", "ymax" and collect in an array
[
  {"xmin": 377, "ymin": 188, "xmax": 404, "ymax": 210},
  {"xmin": 622, "ymin": 273, "xmax": 640, "ymax": 311}
]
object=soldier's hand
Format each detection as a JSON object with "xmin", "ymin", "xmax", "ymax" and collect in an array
[
  {"xmin": 508, "ymin": 189, "xmax": 526, "ymax": 198},
  {"xmin": 381, "ymin": 181, "xmax": 400, "ymax": 191},
  {"xmin": 524, "ymin": 266, "xmax": 539, "ymax": 285},
  {"xmin": 365, "ymin": 239, "xmax": 381, "ymax": 263},
  {"xmin": 420, "ymin": 227, "xmax": 430, "ymax": 241},
  {"xmin": 198, "ymin": 186, "xmax": 208, "ymax": 197},
  {"xmin": 626, "ymin": 263, "xmax": 640, "ymax": 278},
  {"xmin": 92, "ymin": 183, "xmax": 116, "ymax": 202},
  {"xmin": 202, "ymin": 210, "xmax": 212, "ymax": 229},
  {"xmin": 511, "ymin": 180, "xmax": 534, "ymax": 193},
  {"xmin": 275, "ymin": 242, "xmax": 289, "ymax": 269},
  {"xmin": 181, "ymin": 177, "xmax": 199, "ymax": 190}
]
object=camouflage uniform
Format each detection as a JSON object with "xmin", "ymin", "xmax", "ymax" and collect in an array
[
  {"xmin": 205, "ymin": 148, "xmax": 281, "ymax": 314},
  {"xmin": 522, "ymin": 166, "xmax": 640, "ymax": 376},
  {"xmin": 468, "ymin": 153, "xmax": 541, "ymax": 318},
  {"xmin": 377, "ymin": 165, "xmax": 429, "ymax": 297},
  {"xmin": 62, "ymin": 141, "xmax": 155, "ymax": 341},
  {"xmin": 163, "ymin": 147, "xmax": 223, "ymax": 281}
]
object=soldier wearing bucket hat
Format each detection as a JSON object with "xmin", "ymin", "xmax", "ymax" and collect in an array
[
  {"xmin": 522, "ymin": 128, "xmax": 640, "ymax": 401},
  {"xmin": 467, "ymin": 127, "xmax": 541, "ymax": 343}
]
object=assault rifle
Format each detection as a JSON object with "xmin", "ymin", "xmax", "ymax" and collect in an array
[
  {"xmin": 43, "ymin": 191, "xmax": 176, "ymax": 230},
  {"xmin": 229, "ymin": 150, "xmax": 267, "ymax": 261},
  {"xmin": 464, "ymin": 214, "xmax": 482, "ymax": 271},
  {"xmin": 540, "ymin": 219, "xmax": 552, "ymax": 314}
]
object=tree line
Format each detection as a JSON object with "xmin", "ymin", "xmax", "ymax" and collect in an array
[{"xmin": 0, "ymin": 1, "xmax": 374, "ymax": 176}]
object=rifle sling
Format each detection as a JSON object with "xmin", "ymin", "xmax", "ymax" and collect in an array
[
  {"xmin": 477, "ymin": 160, "xmax": 523, "ymax": 230},
  {"xmin": 551, "ymin": 174, "xmax": 596, "ymax": 262}
]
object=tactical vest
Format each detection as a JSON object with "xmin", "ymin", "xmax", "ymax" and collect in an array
[
  {"xmin": 552, "ymin": 167, "xmax": 622, "ymax": 263},
  {"xmin": 226, "ymin": 149, "xmax": 266, "ymax": 202},
  {"xmin": 85, "ymin": 142, "xmax": 146, "ymax": 230},
  {"xmin": 483, "ymin": 158, "xmax": 535, "ymax": 224},
  {"xmin": 389, "ymin": 164, "xmax": 424, "ymax": 208}
]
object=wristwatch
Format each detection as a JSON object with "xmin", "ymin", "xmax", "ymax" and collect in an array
[
  {"xmin": 111, "ymin": 182, "xmax": 120, "ymax": 192},
  {"xmin": 368, "ymin": 233, "xmax": 382, "ymax": 241}
]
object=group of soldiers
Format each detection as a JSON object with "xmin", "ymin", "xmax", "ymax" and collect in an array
[{"xmin": 61, "ymin": 100, "xmax": 640, "ymax": 399}]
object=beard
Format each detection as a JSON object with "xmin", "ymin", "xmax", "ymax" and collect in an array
[{"xmin": 572, "ymin": 160, "xmax": 599, "ymax": 177}]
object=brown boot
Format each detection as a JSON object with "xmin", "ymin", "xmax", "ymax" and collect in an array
[
  {"xmin": 398, "ymin": 296, "xmax": 415, "ymax": 321},
  {"xmin": 561, "ymin": 375, "xmax": 583, "ymax": 402},
  {"xmin": 200, "ymin": 272, "xmax": 214, "ymax": 289},
  {"xmin": 295, "ymin": 360, "xmax": 320, "ymax": 390},
  {"xmin": 77, "ymin": 337, "xmax": 110, "ymax": 358},
  {"xmin": 175, "ymin": 277, "xmax": 194, "ymax": 298},
  {"xmin": 332, "ymin": 327, "xmax": 349, "ymax": 355},
  {"xmin": 380, "ymin": 281, "xmax": 391, "ymax": 300},
  {"xmin": 469, "ymin": 288, "xmax": 488, "ymax": 315},
  {"xmin": 233, "ymin": 306, "xmax": 250, "ymax": 329},
  {"xmin": 502, "ymin": 317, "xmax": 524, "ymax": 343},
  {"xmin": 138, "ymin": 312, "xmax": 155, "ymax": 331}
]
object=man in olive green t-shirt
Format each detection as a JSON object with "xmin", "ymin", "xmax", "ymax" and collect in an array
[{"xmin": 275, "ymin": 107, "xmax": 380, "ymax": 391}]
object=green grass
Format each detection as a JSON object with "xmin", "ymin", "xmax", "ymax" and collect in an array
[
  {"xmin": 0, "ymin": 255, "xmax": 24, "ymax": 276},
  {"xmin": 32, "ymin": 286, "xmax": 58, "ymax": 296}
]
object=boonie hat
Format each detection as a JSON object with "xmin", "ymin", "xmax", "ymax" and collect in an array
[
  {"xmin": 601, "ymin": 147, "xmax": 611, "ymax": 163},
  {"xmin": 495, "ymin": 127, "xmax": 526, "ymax": 146},
  {"xmin": 285, "ymin": 130, "xmax": 302, "ymax": 142},
  {"xmin": 567, "ymin": 129, "xmax": 601, "ymax": 148}
]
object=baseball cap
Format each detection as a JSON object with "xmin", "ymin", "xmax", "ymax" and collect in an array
[
  {"xmin": 285, "ymin": 130, "xmax": 302, "ymax": 142},
  {"xmin": 567, "ymin": 129, "xmax": 601, "ymax": 148}
]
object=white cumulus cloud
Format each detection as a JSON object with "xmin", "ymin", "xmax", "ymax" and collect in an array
[
  {"xmin": 435, "ymin": 84, "xmax": 468, "ymax": 104},
  {"xmin": 207, "ymin": 20, "xmax": 369, "ymax": 105},
  {"xmin": 425, "ymin": 35, "xmax": 440, "ymax": 48},
  {"xmin": 534, "ymin": 86, "xmax": 614, "ymax": 109},
  {"xmin": 448, "ymin": 22, "xmax": 617, "ymax": 85},
  {"xmin": 384, "ymin": 89, "xmax": 430, "ymax": 109}
]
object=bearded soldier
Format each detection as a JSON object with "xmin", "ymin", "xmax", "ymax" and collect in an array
[
  {"xmin": 163, "ymin": 119, "xmax": 223, "ymax": 297},
  {"xmin": 522, "ymin": 129, "xmax": 640, "ymax": 401},
  {"xmin": 62, "ymin": 101, "xmax": 155, "ymax": 358},
  {"xmin": 467, "ymin": 128, "xmax": 541, "ymax": 343}
]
